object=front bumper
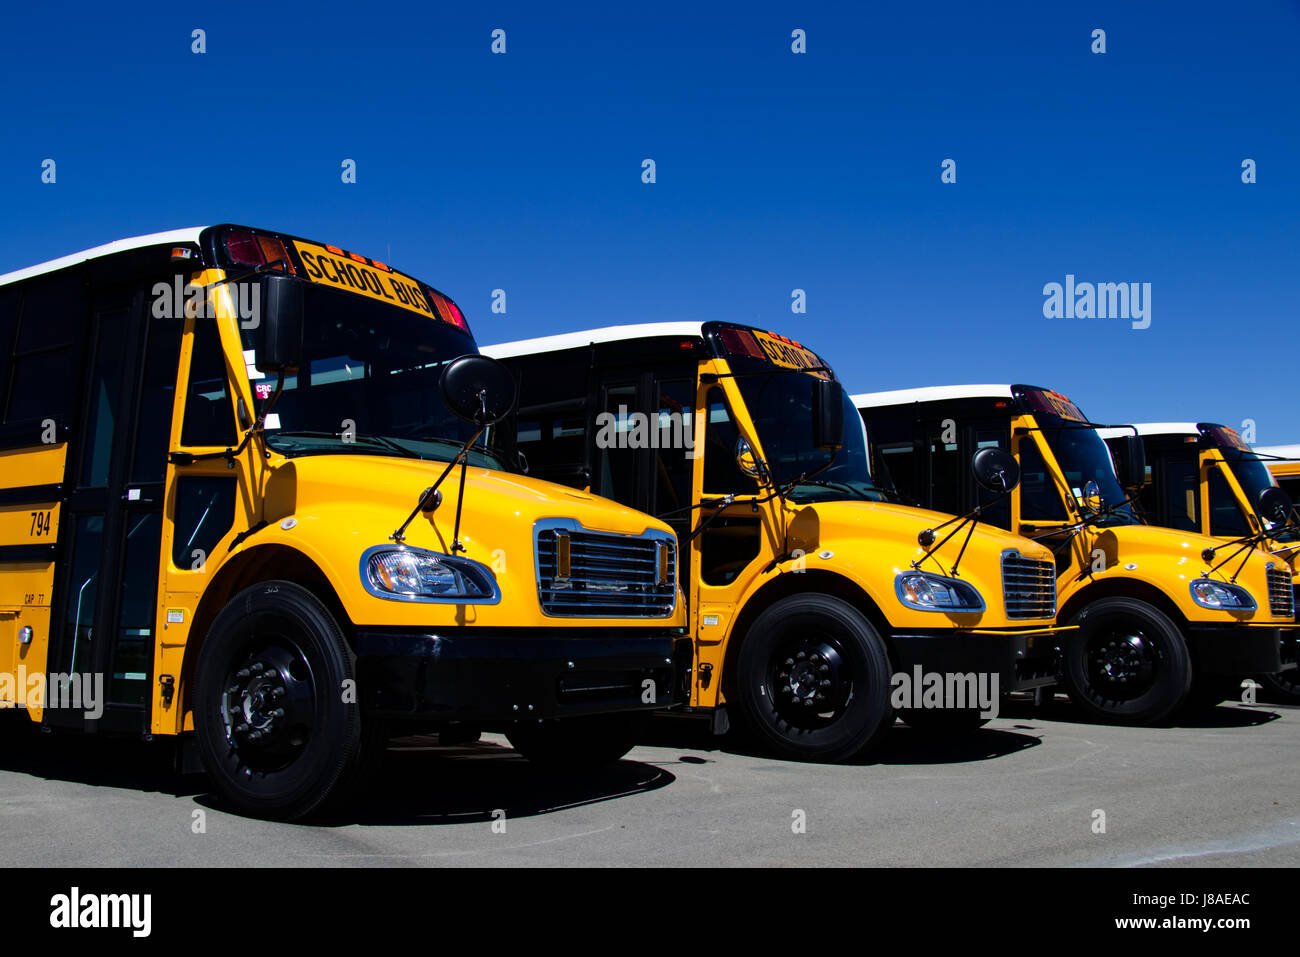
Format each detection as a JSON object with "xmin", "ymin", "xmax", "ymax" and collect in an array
[
  {"xmin": 1184, "ymin": 624, "xmax": 1295, "ymax": 676},
  {"xmin": 889, "ymin": 627, "xmax": 1061, "ymax": 692},
  {"xmin": 355, "ymin": 627, "xmax": 689, "ymax": 722}
]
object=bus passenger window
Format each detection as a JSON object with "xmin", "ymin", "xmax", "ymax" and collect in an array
[{"xmin": 5, "ymin": 277, "xmax": 88, "ymax": 425}]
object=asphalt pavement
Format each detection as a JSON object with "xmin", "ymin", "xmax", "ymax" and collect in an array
[{"xmin": 2, "ymin": 695, "xmax": 1297, "ymax": 867}]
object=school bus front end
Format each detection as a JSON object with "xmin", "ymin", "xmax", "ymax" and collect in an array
[
  {"xmin": 485, "ymin": 322, "xmax": 1063, "ymax": 762},
  {"xmin": 857, "ymin": 384, "xmax": 1295, "ymax": 724},
  {"xmin": 1101, "ymin": 423, "xmax": 1300, "ymax": 701},
  {"xmin": 0, "ymin": 225, "xmax": 687, "ymax": 820}
]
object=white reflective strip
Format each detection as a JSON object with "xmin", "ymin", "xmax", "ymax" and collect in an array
[{"xmin": 243, "ymin": 349, "xmax": 265, "ymax": 380}]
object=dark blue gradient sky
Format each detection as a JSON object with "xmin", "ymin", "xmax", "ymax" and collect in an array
[{"xmin": 3, "ymin": 1, "xmax": 1297, "ymax": 440}]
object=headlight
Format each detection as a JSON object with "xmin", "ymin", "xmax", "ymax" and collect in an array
[
  {"xmin": 360, "ymin": 545, "xmax": 500, "ymax": 604},
  {"xmin": 895, "ymin": 571, "xmax": 985, "ymax": 612},
  {"xmin": 1189, "ymin": 579, "xmax": 1256, "ymax": 611}
]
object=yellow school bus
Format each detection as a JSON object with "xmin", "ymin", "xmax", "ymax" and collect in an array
[
  {"xmin": 1258, "ymin": 445, "xmax": 1300, "ymax": 504},
  {"xmin": 1100, "ymin": 424, "xmax": 1300, "ymax": 700},
  {"xmin": 0, "ymin": 226, "xmax": 687, "ymax": 819},
  {"xmin": 482, "ymin": 324, "xmax": 1063, "ymax": 761},
  {"xmin": 857, "ymin": 386, "xmax": 1296, "ymax": 723}
]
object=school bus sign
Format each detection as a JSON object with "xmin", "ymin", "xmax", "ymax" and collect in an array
[{"xmin": 293, "ymin": 239, "xmax": 435, "ymax": 318}]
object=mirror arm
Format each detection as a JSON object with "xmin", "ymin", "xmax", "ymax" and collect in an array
[
  {"xmin": 390, "ymin": 421, "xmax": 487, "ymax": 544},
  {"xmin": 390, "ymin": 389, "xmax": 493, "ymax": 546},
  {"xmin": 1227, "ymin": 538, "xmax": 1259, "ymax": 584},
  {"xmin": 1203, "ymin": 534, "xmax": 1259, "ymax": 581},
  {"xmin": 913, "ymin": 486, "xmax": 1013, "ymax": 576},
  {"xmin": 685, "ymin": 494, "xmax": 737, "ymax": 544}
]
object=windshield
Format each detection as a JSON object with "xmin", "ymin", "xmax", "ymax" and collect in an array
[
  {"xmin": 1218, "ymin": 449, "xmax": 1297, "ymax": 541},
  {"xmin": 734, "ymin": 370, "xmax": 887, "ymax": 504},
  {"xmin": 1035, "ymin": 414, "xmax": 1138, "ymax": 525},
  {"xmin": 245, "ymin": 284, "xmax": 506, "ymax": 468}
]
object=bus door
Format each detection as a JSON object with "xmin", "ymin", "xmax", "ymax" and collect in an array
[
  {"xmin": 912, "ymin": 414, "xmax": 966, "ymax": 517},
  {"xmin": 687, "ymin": 380, "xmax": 764, "ymax": 702},
  {"xmin": 591, "ymin": 371, "xmax": 652, "ymax": 516},
  {"xmin": 908, "ymin": 414, "xmax": 1014, "ymax": 529},
  {"xmin": 1137, "ymin": 438, "xmax": 1199, "ymax": 532},
  {"xmin": 0, "ymin": 276, "xmax": 85, "ymax": 710},
  {"xmin": 1011, "ymin": 423, "xmax": 1076, "ymax": 578},
  {"xmin": 45, "ymin": 283, "xmax": 181, "ymax": 734},
  {"xmin": 590, "ymin": 364, "xmax": 713, "ymax": 597},
  {"xmin": 649, "ymin": 372, "xmax": 697, "ymax": 585}
]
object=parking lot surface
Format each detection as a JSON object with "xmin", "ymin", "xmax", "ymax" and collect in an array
[{"xmin": 2, "ymin": 696, "xmax": 1297, "ymax": 867}]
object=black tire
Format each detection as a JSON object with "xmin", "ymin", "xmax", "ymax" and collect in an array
[
  {"xmin": 1062, "ymin": 597, "xmax": 1192, "ymax": 724},
  {"xmin": 1257, "ymin": 670, "xmax": 1300, "ymax": 704},
  {"xmin": 731, "ymin": 594, "xmax": 892, "ymax": 762},
  {"xmin": 506, "ymin": 712, "xmax": 648, "ymax": 768},
  {"xmin": 194, "ymin": 580, "xmax": 380, "ymax": 820},
  {"xmin": 898, "ymin": 709, "xmax": 990, "ymax": 736}
]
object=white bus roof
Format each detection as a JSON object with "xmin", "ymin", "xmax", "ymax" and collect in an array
[
  {"xmin": 1096, "ymin": 429, "xmax": 1300, "ymax": 461},
  {"xmin": 481, "ymin": 322, "xmax": 707, "ymax": 359},
  {"xmin": 1256, "ymin": 444, "xmax": 1300, "ymax": 461},
  {"xmin": 1096, "ymin": 422, "xmax": 1201, "ymax": 439},
  {"xmin": 851, "ymin": 385, "xmax": 1015, "ymax": 408},
  {"xmin": 0, "ymin": 228, "xmax": 206, "ymax": 287}
]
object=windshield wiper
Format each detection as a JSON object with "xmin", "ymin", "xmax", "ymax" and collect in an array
[
  {"xmin": 269, "ymin": 430, "xmax": 423, "ymax": 459},
  {"xmin": 788, "ymin": 479, "xmax": 877, "ymax": 501}
]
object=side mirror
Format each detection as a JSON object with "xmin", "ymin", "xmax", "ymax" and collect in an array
[
  {"xmin": 813, "ymin": 378, "xmax": 844, "ymax": 451},
  {"xmin": 971, "ymin": 447, "xmax": 1021, "ymax": 493},
  {"xmin": 1111, "ymin": 433, "xmax": 1147, "ymax": 490},
  {"xmin": 440, "ymin": 354, "xmax": 517, "ymax": 426},
  {"xmin": 252, "ymin": 274, "xmax": 304, "ymax": 374},
  {"xmin": 735, "ymin": 436, "xmax": 765, "ymax": 480},
  {"xmin": 1258, "ymin": 486, "xmax": 1293, "ymax": 526},
  {"xmin": 1079, "ymin": 479, "xmax": 1103, "ymax": 515}
]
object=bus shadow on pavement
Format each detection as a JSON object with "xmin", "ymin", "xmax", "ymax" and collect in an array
[
  {"xmin": 0, "ymin": 719, "xmax": 674, "ymax": 827},
  {"xmin": 201, "ymin": 735, "xmax": 677, "ymax": 827},
  {"xmin": 0, "ymin": 717, "xmax": 205, "ymax": 799},
  {"xmin": 640, "ymin": 714, "xmax": 1042, "ymax": 766},
  {"xmin": 998, "ymin": 694, "xmax": 1284, "ymax": 729}
]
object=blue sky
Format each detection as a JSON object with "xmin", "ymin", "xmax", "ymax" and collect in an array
[{"xmin": 3, "ymin": 1, "xmax": 1298, "ymax": 442}]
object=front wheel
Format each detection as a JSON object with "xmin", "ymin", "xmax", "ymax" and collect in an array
[
  {"xmin": 194, "ymin": 581, "xmax": 380, "ymax": 820},
  {"xmin": 1062, "ymin": 597, "xmax": 1192, "ymax": 724},
  {"xmin": 506, "ymin": 713, "xmax": 648, "ymax": 768},
  {"xmin": 732, "ymin": 594, "xmax": 893, "ymax": 762}
]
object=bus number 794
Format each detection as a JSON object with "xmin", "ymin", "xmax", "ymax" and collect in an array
[{"xmin": 29, "ymin": 511, "xmax": 51, "ymax": 537}]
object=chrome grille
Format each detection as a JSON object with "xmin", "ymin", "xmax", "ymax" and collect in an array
[
  {"xmin": 1002, "ymin": 550, "xmax": 1057, "ymax": 620},
  {"xmin": 535, "ymin": 520, "xmax": 677, "ymax": 618},
  {"xmin": 1266, "ymin": 565, "xmax": 1295, "ymax": 618}
]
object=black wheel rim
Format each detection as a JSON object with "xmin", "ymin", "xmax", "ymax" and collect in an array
[
  {"xmin": 766, "ymin": 630, "xmax": 856, "ymax": 730},
  {"xmin": 220, "ymin": 627, "xmax": 318, "ymax": 775},
  {"xmin": 1085, "ymin": 624, "xmax": 1160, "ymax": 701}
]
